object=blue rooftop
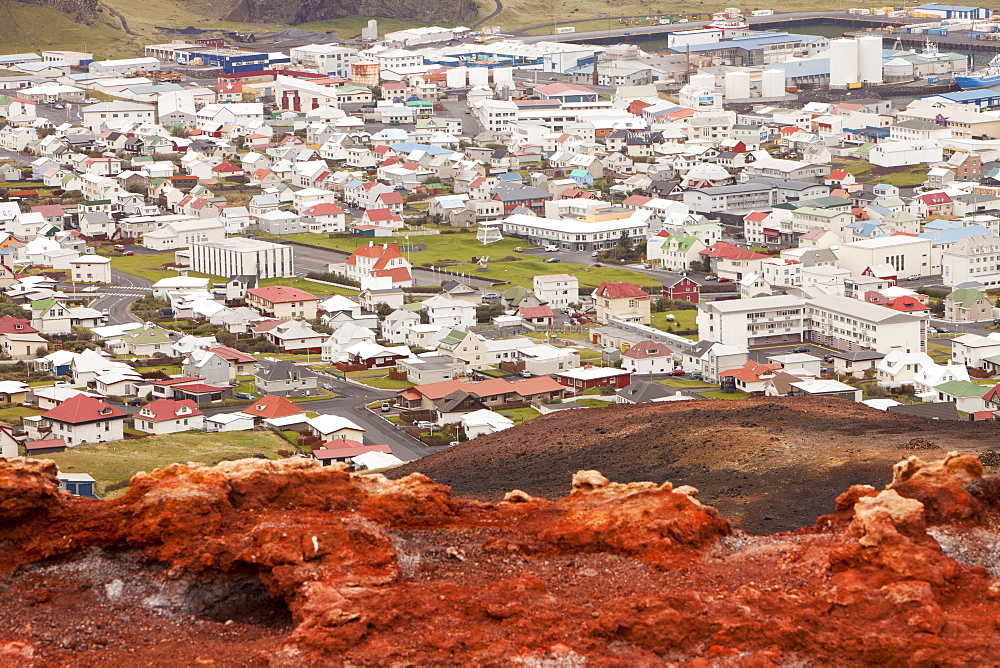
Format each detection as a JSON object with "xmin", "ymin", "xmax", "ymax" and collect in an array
[
  {"xmin": 671, "ymin": 32, "xmax": 825, "ymax": 54},
  {"xmin": 931, "ymin": 86, "xmax": 1000, "ymax": 102},
  {"xmin": 919, "ymin": 225, "xmax": 996, "ymax": 245},
  {"xmin": 390, "ymin": 142, "xmax": 454, "ymax": 156}
]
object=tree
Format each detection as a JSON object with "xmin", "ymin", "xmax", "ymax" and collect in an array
[
  {"xmin": 616, "ymin": 229, "xmax": 634, "ymax": 254},
  {"xmin": 35, "ymin": 345, "xmax": 49, "ymax": 358},
  {"xmin": 418, "ymin": 308, "xmax": 429, "ymax": 325},
  {"xmin": 375, "ymin": 302, "xmax": 393, "ymax": 319}
]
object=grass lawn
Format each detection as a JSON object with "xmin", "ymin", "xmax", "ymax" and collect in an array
[
  {"xmin": 134, "ymin": 365, "xmax": 182, "ymax": 376},
  {"xmin": 349, "ymin": 374, "xmax": 413, "ymax": 390},
  {"xmin": 651, "ymin": 309, "xmax": 697, "ymax": 332},
  {"xmin": 499, "ymin": 406, "xmax": 542, "ymax": 425},
  {"xmin": 260, "ymin": 277, "xmax": 359, "ymax": 297},
  {"xmin": 579, "ymin": 348, "xmax": 602, "ymax": 360},
  {"xmin": 699, "ymin": 391, "xmax": 750, "ymax": 400},
  {"xmin": 576, "ymin": 397, "xmax": 615, "ymax": 408},
  {"xmin": 0, "ymin": 405, "xmax": 44, "ymax": 423},
  {"xmin": 656, "ymin": 378, "xmax": 715, "ymax": 389},
  {"xmin": 234, "ymin": 376, "xmax": 256, "ymax": 396},
  {"xmin": 271, "ymin": 232, "xmax": 654, "ymax": 289},
  {"xmin": 108, "ymin": 252, "xmax": 217, "ymax": 283},
  {"xmin": 449, "ymin": 258, "xmax": 652, "ymax": 290},
  {"xmin": 39, "ymin": 431, "xmax": 290, "ymax": 498}
]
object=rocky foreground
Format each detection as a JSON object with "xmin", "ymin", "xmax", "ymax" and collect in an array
[{"xmin": 1, "ymin": 453, "xmax": 1000, "ymax": 665}]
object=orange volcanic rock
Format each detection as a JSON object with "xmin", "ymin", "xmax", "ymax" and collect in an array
[{"xmin": 1, "ymin": 454, "xmax": 1000, "ymax": 665}]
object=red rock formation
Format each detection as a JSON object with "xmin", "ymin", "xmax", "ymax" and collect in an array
[{"xmin": 1, "ymin": 454, "xmax": 1000, "ymax": 665}]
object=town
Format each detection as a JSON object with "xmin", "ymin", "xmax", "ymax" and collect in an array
[{"xmin": 2, "ymin": 4, "xmax": 1000, "ymax": 499}]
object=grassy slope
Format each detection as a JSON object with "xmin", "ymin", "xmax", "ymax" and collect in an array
[
  {"xmin": 296, "ymin": 16, "xmax": 433, "ymax": 39},
  {"xmin": 41, "ymin": 431, "xmax": 290, "ymax": 497},
  {"xmin": 0, "ymin": 1, "xmax": 138, "ymax": 58}
]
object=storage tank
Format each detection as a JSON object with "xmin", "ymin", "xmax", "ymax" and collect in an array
[
  {"xmin": 493, "ymin": 66, "xmax": 513, "ymax": 84},
  {"xmin": 350, "ymin": 60, "xmax": 380, "ymax": 85},
  {"xmin": 724, "ymin": 71, "xmax": 750, "ymax": 99},
  {"xmin": 761, "ymin": 68, "xmax": 785, "ymax": 98},
  {"xmin": 467, "ymin": 67, "xmax": 489, "ymax": 87},
  {"xmin": 857, "ymin": 35, "xmax": 884, "ymax": 84},
  {"xmin": 689, "ymin": 73, "xmax": 716, "ymax": 90},
  {"xmin": 883, "ymin": 57, "xmax": 914, "ymax": 82},
  {"xmin": 445, "ymin": 66, "xmax": 468, "ymax": 88},
  {"xmin": 829, "ymin": 38, "xmax": 859, "ymax": 88}
]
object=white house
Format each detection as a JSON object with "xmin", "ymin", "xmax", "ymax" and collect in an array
[
  {"xmin": 133, "ymin": 398, "xmax": 204, "ymax": 434},
  {"xmin": 27, "ymin": 394, "xmax": 126, "ymax": 446},
  {"xmin": 69, "ymin": 255, "xmax": 112, "ymax": 283},
  {"xmin": 533, "ymin": 274, "xmax": 579, "ymax": 309}
]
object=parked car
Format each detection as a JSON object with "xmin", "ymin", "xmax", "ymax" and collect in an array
[
  {"xmin": 591, "ymin": 251, "xmax": 600, "ymax": 257},
  {"xmin": 823, "ymin": 355, "xmax": 834, "ymax": 363},
  {"xmin": 234, "ymin": 392, "xmax": 255, "ymax": 400},
  {"xmin": 113, "ymin": 244, "xmax": 125, "ymax": 252},
  {"xmin": 705, "ymin": 275, "xmax": 718, "ymax": 281},
  {"xmin": 934, "ymin": 327, "xmax": 949, "ymax": 334},
  {"xmin": 716, "ymin": 277, "xmax": 730, "ymax": 282},
  {"xmin": 643, "ymin": 264, "xmax": 653, "ymax": 269},
  {"xmin": 380, "ymin": 402, "xmax": 392, "ymax": 412},
  {"xmin": 593, "ymin": 262, "xmax": 604, "ymax": 267},
  {"xmin": 667, "ymin": 370, "xmax": 686, "ymax": 376},
  {"xmin": 690, "ymin": 371, "xmax": 703, "ymax": 379},
  {"xmin": 519, "ymin": 370, "xmax": 533, "ymax": 378},
  {"xmin": 792, "ymin": 346, "xmax": 810, "ymax": 353},
  {"xmin": 545, "ymin": 257, "xmax": 561, "ymax": 263},
  {"xmin": 122, "ymin": 251, "xmax": 135, "ymax": 256},
  {"xmin": 733, "ymin": 233, "xmax": 745, "ymax": 239},
  {"xmin": 414, "ymin": 421, "xmax": 437, "ymax": 429}
]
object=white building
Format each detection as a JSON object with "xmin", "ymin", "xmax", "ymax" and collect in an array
[
  {"xmin": 190, "ymin": 238, "xmax": 295, "ymax": 279},
  {"xmin": 289, "ymin": 44, "xmax": 359, "ymax": 78},
  {"xmin": 80, "ymin": 101, "xmax": 156, "ymax": 132},
  {"xmin": 533, "ymin": 274, "xmax": 579, "ymax": 309},
  {"xmin": 835, "ymin": 235, "xmax": 932, "ymax": 279},
  {"xmin": 69, "ymin": 255, "xmax": 112, "ymax": 283},
  {"xmin": 142, "ymin": 218, "xmax": 227, "ymax": 250},
  {"xmin": 133, "ymin": 399, "xmax": 205, "ymax": 435},
  {"xmin": 941, "ymin": 234, "xmax": 1000, "ymax": 288}
]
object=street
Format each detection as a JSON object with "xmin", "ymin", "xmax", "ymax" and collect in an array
[{"xmin": 90, "ymin": 269, "xmax": 153, "ymax": 325}]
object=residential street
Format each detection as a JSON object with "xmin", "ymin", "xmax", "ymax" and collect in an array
[{"xmin": 89, "ymin": 270, "xmax": 153, "ymax": 324}]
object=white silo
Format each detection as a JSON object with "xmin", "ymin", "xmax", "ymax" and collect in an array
[
  {"xmin": 690, "ymin": 73, "xmax": 716, "ymax": 90},
  {"xmin": 724, "ymin": 71, "xmax": 751, "ymax": 100},
  {"xmin": 468, "ymin": 67, "xmax": 490, "ymax": 87},
  {"xmin": 761, "ymin": 69, "xmax": 785, "ymax": 98},
  {"xmin": 857, "ymin": 35, "xmax": 884, "ymax": 84},
  {"xmin": 829, "ymin": 38, "xmax": 859, "ymax": 88},
  {"xmin": 493, "ymin": 67, "xmax": 513, "ymax": 84},
  {"xmin": 446, "ymin": 66, "xmax": 468, "ymax": 88}
]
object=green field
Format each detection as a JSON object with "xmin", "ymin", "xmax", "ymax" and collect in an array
[
  {"xmin": 296, "ymin": 16, "xmax": 432, "ymax": 39},
  {"xmin": 651, "ymin": 309, "xmax": 697, "ymax": 332},
  {"xmin": 38, "ymin": 431, "xmax": 290, "ymax": 498},
  {"xmin": 699, "ymin": 391, "xmax": 750, "ymax": 400},
  {"xmin": 830, "ymin": 157, "xmax": 929, "ymax": 188},
  {"xmin": 0, "ymin": 405, "xmax": 44, "ymax": 423}
]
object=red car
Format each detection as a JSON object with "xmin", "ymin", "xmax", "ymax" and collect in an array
[
  {"xmin": 122, "ymin": 251, "xmax": 135, "ymax": 256},
  {"xmin": 667, "ymin": 370, "xmax": 686, "ymax": 376},
  {"xmin": 716, "ymin": 277, "xmax": 730, "ymax": 282}
]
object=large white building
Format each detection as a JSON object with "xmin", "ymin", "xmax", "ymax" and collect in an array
[
  {"xmin": 289, "ymin": 44, "xmax": 359, "ymax": 78},
  {"xmin": 501, "ymin": 212, "xmax": 650, "ymax": 253},
  {"xmin": 835, "ymin": 235, "xmax": 933, "ymax": 279},
  {"xmin": 190, "ymin": 238, "xmax": 294, "ymax": 279},
  {"xmin": 533, "ymin": 274, "xmax": 579, "ymax": 309},
  {"xmin": 941, "ymin": 234, "xmax": 1000, "ymax": 288},
  {"xmin": 698, "ymin": 294, "xmax": 927, "ymax": 353},
  {"xmin": 81, "ymin": 101, "xmax": 156, "ymax": 132}
]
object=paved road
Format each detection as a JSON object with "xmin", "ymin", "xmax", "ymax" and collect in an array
[
  {"xmin": 90, "ymin": 270, "xmax": 153, "ymax": 325},
  {"xmin": 0, "ymin": 148, "xmax": 33, "ymax": 166}
]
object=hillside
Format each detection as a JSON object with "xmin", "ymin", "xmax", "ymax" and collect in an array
[
  {"xmin": 2, "ymin": 452, "xmax": 1000, "ymax": 663},
  {"xmin": 389, "ymin": 397, "xmax": 1000, "ymax": 533}
]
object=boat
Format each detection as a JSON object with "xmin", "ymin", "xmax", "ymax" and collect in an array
[{"xmin": 955, "ymin": 53, "xmax": 1000, "ymax": 90}]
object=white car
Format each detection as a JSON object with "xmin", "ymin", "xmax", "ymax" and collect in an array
[{"xmin": 414, "ymin": 421, "xmax": 438, "ymax": 429}]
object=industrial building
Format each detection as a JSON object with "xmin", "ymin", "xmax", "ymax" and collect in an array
[{"xmin": 190, "ymin": 238, "xmax": 295, "ymax": 279}]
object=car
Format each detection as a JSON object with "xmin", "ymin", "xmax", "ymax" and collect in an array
[
  {"xmin": 906, "ymin": 275, "xmax": 920, "ymax": 281},
  {"xmin": 591, "ymin": 251, "xmax": 600, "ymax": 257},
  {"xmin": 54, "ymin": 104, "xmax": 65, "ymax": 110},
  {"xmin": 823, "ymin": 355, "xmax": 834, "ymax": 363},
  {"xmin": 643, "ymin": 264, "xmax": 653, "ymax": 269},
  {"xmin": 690, "ymin": 371, "xmax": 703, "ymax": 379},
  {"xmin": 792, "ymin": 346, "xmax": 810, "ymax": 353},
  {"xmin": 667, "ymin": 370, "xmax": 686, "ymax": 376},
  {"xmin": 716, "ymin": 277, "xmax": 730, "ymax": 282},
  {"xmin": 101, "ymin": 309, "xmax": 110, "ymax": 316},
  {"xmin": 705, "ymin": 275, "xmax": 718, "ymax": 281},
  {"xmin": 448, "ymin": 441, "xmax": 460, "ymax": 448},
  {"xmin": 414, "ymin": 421, "xmax": 437, "ymax": 429},
  {"xmin": 545, "ymin": 257, "xmax": 561, "ymax": 263},
  {"xmin": 549, "ymin": 77, "xmax": 558, "ymax": 81},
  {"xmin": 234, "ymin": 392, "xmax": 255, "ymax": 400},
  {"xmin": 733, "ymin": 233, "xmax": 745, "ymax": 239},
  {"xmin": 122, "ymin": 251, "xmax": 135, "ymax": 256},
  {"xmin": 593, "ymin": 262, "xmax": 604, "ymax": 267},
  {"xmin": 483, "ymin": 292, "xmax": 500, "ymax": 300},
  {"xmin": 934, "ymin": 327, "xmax": 949, "ymax": 334},
  {"xmin": 544, "ymin": 245, "xmax": 558, "ymax": 252},
  {"xmin": 380, "ymin": 402, "xmax": 392, "ymax": 412},
  {"xmin": 519, "ymin": 370, "xmax": 533, "ymax": 378},
  {"xmin": 113, "ymin": 244, "xmax": 126, "ymax": 252},
  {"xmin": 128, "ymin": 399, "xmax": 143, "ymax": 406}
]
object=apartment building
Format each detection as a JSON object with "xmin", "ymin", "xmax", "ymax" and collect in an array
[
  {"xmin": 698, "ymin": 294, "xmax": 927, "ymax": 353},
  {"xmin": 941, "ymin": 234, "xmax": 1000, "ymax": 287},
  {"xmin": 836, "ymin": 235, "xmax": 933, "ymax": 279},
  {"xmin": 533, "ymin": 274, "xmax": 579, "ymax": 309}
]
